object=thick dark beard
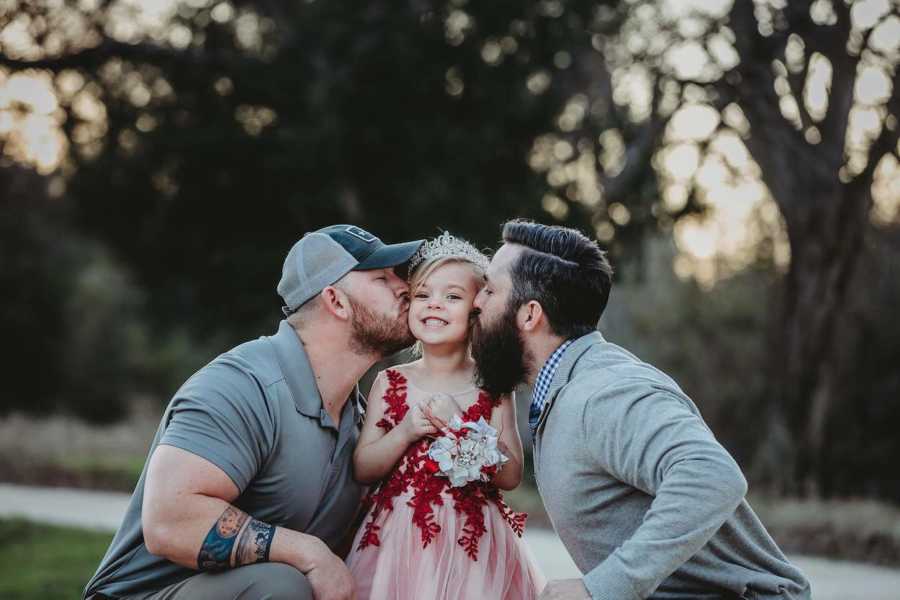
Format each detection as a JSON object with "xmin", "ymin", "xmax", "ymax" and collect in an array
[
  {"xmin": 471, "ymin": 301, "xmax": 529, "ymax": 397},
  {"xmin": 347, "ymin": 297, "xmax": 414, "ymax": 357}
]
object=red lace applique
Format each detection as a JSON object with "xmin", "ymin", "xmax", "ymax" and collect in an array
[
  {"xmin": 450, "ymin": 485, "xmax": 487, "ymax": 559},
  {"xmin": 487, "ymin": 486, "xmax": 528, "ymax": 537},
  {"xmin": 357, "ymin": 522, "xmax": 381, "ymax": 548},
  {"xmin": 357, "ymin": 371, "xmax": 528, "ymax": 561},
  {"xmin": 407, "ymin": 451, "xmax": 446, "ymax": 546},
  {"xmin": 376, "ymin": 369, "xmax": 409, "ymax": 432},
  {"xmin": 461, "ymin": 391, "xmax": 496, "ymax": 423}
]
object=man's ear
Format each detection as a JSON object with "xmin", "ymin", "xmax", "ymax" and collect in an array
[
  {"xmin": 517, "ymin": 300, "xmax": 545, "ymax": 333},
  {"xmin": 320, "ymin": 285, "xmax": 351, "ymax": 321}
]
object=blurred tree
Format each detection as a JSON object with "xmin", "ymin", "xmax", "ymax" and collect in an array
[
  {"xmin": 525, "ymin": 0, "xmax": 899, "ymax": 495},
  {"xmin": 1, "ymin": 0, "xmax": 898, "ymax": 499},
  {"xmin": 682, "ymin": 0, "xmax": 898, "ymax": 495},
  {"xmin": 0, "ymin": 164, "xmax": 67, "ymax": 416},
  {"xmin": 825, "ymin": 224, "xmax": 900, "ymax": 499},
  {"xmin": 604, "ymin": 227, "xmax": 900, "ymax": 500},
  {"xmin": 600, "ymin": 236, "xmax": 773, "ymax": 470},
  {"xmin": 60, "ymin": 244, "xmax": 146, "ymax": 423},
  {"xmin": 0, "ymin": 0, "xmax": 635, "ymax": 343},
  {"xmin": 0, "ymin": 163, "xmax": 143, "ymax": 421}
]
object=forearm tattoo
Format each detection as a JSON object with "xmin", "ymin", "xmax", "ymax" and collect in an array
[
  {"xmin": 197, "ymin": 506, "xmax": 276, "ymax": 571},
  {"xmin": 235, "ymin": 518, "xmax": 276, "ymax": 564}
]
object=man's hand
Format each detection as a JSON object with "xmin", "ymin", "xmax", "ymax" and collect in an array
[
  {"xmin": 302, "ymin": 538, "xmax": 356, "ymax": 600},
  {"xmin": 539, "ymin": 578, "xmax": 591, "ymax": 600}
]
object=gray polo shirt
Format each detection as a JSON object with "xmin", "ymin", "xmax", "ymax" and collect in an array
[{"xmin": 84, "ymin": 320, "xmax": 364, "ymax": 599}]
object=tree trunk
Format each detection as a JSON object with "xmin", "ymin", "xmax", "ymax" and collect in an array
[
  {"xmin": 721, "ymin": 0, "xmax": 896, "ymax": 496},
  {"xmin": 768, "ymin": 180, "xmax": 871, "ymax": 496}
]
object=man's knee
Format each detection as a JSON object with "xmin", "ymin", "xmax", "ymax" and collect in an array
[
  {"xmin": 150, "ymin": 562, "xmax": 313, "ymax": 600},
  {"xmin": 245, "ymin": 563, "xmax": 313, "ymax": 600}
]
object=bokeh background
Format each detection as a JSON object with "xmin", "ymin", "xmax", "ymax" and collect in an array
[{"xmin": 1, "ymin": 0, "xmax": 898, "ymax": 597}]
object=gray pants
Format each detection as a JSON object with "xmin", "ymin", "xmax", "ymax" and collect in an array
[{"xmin": 125, "ymin": 563, "xmax": 313, "ymax": 600}]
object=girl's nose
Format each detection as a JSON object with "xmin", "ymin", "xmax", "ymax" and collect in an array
[{"xmin": 473, "ymin": 289, "xmax": 484, "ymax": 310}]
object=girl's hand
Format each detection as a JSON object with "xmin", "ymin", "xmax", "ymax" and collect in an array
[
  {"xmin": 423, "ymin": 393, "xmax": 461, "ymax": 429},
  {"xmin": 399, "ymin": 403, "xmax": 438, "ymax": 443}
]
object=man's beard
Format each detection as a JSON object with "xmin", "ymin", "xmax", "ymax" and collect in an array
[
  {"xmin": 347, "ymin": 297, "xmax": 414, "ymax": 357},
  {"xmin": 471, "ymin": 301, "xmax": 530, "ymax": 397}
]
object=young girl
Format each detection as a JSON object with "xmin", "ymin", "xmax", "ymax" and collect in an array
[{"xmin": 346, "ymin": 232, "xmax": 545, "ymax": 599}]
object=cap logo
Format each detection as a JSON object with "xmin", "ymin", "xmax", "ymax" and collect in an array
[{"xmin": 345, "ymin": 226, "xmax": 376, "ymax": 243}]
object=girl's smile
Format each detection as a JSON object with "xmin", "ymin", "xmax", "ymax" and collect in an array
[{"xmin": 409, "ymin": 261, "xmax": 482, "ymax": 346}]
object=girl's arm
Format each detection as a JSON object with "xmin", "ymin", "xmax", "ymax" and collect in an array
[
  {"xmin": 352, "ymin": 371, "xmax": 436, "ymax": 484},
  {"xmin": 491, "ymin": 392, "xmax": 524, "ymax": 490}
]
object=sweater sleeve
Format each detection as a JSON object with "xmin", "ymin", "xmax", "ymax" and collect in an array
[{"xmin": 580, "ymin": 381, "xmax": 748, "ymax": 600}]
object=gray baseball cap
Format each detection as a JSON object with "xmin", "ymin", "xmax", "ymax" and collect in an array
[{"xmin": 278, "ymin": 224, "xmax": 424, "ymax": 314}]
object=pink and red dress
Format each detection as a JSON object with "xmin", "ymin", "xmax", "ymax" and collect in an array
[{"xmin": 346, "ymin": 369, "xmax": 545, "ymax": 599}]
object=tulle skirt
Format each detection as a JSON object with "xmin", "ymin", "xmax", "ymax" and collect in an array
[{"xmin": 346, "ymin": 489, "xmax": 546, "ymax": 600}]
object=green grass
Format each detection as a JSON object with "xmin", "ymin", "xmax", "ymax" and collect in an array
[{"xmin": 0, "ymin": 519, "xmax": 112, "ymax": 600}]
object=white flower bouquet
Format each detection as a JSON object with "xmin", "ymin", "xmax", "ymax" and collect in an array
[{"xmin": 426, "ymin": 415, "xmax": 508, "ymax": 487}]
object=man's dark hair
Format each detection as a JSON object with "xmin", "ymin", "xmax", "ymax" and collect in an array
[{"xmin": 501, "ymin": 219, "xmax": 613, "ymax": 339}]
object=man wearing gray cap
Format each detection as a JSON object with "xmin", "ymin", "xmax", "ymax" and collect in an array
[{"xmin": 84, "ymin": 225, "xmax": 423, "ymax": 600}]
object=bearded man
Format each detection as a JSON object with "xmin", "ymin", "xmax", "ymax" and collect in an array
[
  {"xmin": 471, "ymin": 220, "xmax": 810, "ymax": 600},
  {"xmin": 84, "ymin": 225, "xmax": 423, "ymax": 600}
]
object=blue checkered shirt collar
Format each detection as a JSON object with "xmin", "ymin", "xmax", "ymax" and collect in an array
[{"xmin": 528, "ymin": 339, "xmax": 575, "ymax": 432}]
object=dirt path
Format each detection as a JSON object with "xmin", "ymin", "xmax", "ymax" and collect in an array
[{"xmin": 2, "ymin": 483, "xmax": 897, "ymax": 599}]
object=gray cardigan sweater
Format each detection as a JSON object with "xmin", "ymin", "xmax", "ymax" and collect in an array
[{"xmin": 532, "ymin": 332, "xmax": 811, "ymax": 600}]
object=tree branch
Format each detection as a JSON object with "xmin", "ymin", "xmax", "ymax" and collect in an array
[
  {"xmin": 727, "ymin": 0, "xmax": 809, "ymax": 224},
  {"xmin": 786, "ymin": 59, "xmax": 814, "ymax": 132},
  {"xmin": 817, "ymin": 2, "xmax": 860, "ymax": 168},
  {"xmin": 0, "ymin": 37, "xmax": 267, "ymax": 73},
  {"xmin": 601, "ymin": 74, "xmax": 670, "ymax": 203}
]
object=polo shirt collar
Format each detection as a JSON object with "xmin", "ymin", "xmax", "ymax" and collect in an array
[
  {"xmin": 269, "ymin": 319, "xmax": 325, "ymax": 418},
  {"xmin": 269, "ymin": 320, "xmax": 362, "ymax": 431}
]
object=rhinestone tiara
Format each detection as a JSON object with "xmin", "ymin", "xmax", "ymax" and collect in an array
[{"xmin": 407, "ymin": 231, "xmax": 489, "ymax": 276}]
